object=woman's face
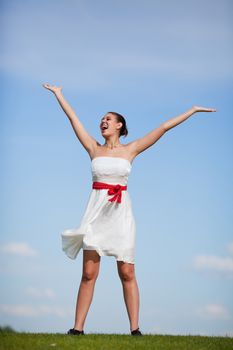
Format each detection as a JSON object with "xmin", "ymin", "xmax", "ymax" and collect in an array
[{"xmin": 99, "ymin": 113, "xmax": 122, "ymax": 138}]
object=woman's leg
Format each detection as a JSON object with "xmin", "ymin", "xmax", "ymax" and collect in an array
[
  {"xmin": 117, "ymin": 261, "xmax": 140, "ymax": 331},
  {"xmin": 73, "ymin": 249, "xmax": 101, "ymax": 330}
]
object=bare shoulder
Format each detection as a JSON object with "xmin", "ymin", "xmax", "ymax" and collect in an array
[
  {"xmin": 87, "ymin": 144, "xmax": 101, "ymax": 160},
  {"xmin": 118, "ymin": 142, "xmax": 139, "ymax": 163},
  {"xmin": 123, "ymin": 140, "xmax": 139, "ymax": 158}
]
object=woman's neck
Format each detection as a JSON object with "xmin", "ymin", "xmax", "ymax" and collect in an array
[{"xmin": 104, "ymin": 138, "xmax": 122, "ymax": 149}]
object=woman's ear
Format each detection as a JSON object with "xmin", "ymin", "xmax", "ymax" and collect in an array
[{"xmin": 116, "ymin": 122, "xmax": 123, "ymax": 131}]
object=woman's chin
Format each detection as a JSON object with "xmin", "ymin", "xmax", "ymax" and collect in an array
[
  {"xmin": 101, "ymin": 130, "xmax": 110, "ymax": 137},
  {"xmin": 100, "ymin": 129, "xmax": 116, "ymax": 138}
]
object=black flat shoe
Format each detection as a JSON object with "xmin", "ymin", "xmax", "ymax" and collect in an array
[
  {"xmin": 131, "ymin": 327, "xmax": 143, "ymax": 336},
  {"xmin": 67, "ymin": 328, "xmax": 85, "ymax": 335}
]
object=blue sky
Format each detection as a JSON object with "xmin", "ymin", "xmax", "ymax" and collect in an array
[{"xmin": 1, "ymin": 0, "xmax": 233, "ymax": 336}]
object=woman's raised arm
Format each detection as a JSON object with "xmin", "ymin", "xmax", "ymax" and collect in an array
[
  {"xmin": 128, "ymin": 106, "xmax": 217, "ymax": 157},
  {"xmin": 42, "ymin": 84, "xmax": 100, "ymax": 155}
]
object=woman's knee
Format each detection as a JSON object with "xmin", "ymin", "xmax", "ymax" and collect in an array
[
  {"xmin": 81, "ymin": 268, "xmax": 99, "ymax": 282},
  {"xmin": 117, "ymin": 263, "xmax": 135, "ymax": 282},
  {"xmin": 82, "ymin": 249, "xmax": 100, "ymax": 282}
]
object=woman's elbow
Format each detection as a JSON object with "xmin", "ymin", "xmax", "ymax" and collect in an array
[{"xmin": 160, "ymin": 123, "xmax": 169, "ymax": 133}]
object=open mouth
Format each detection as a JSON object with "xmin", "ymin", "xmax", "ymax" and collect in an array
[{"xmin": 101, "ymin": 123, "xmax": 108, "ymax": 131}]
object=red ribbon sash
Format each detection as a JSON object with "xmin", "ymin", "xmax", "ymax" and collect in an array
[{"xmin": 92, "ymin": 181, "xmax": 127, "ymax": 204}]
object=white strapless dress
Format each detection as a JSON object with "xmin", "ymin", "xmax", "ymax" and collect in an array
[{"xmin": 61, "ymin": 156, "xmax": 136, "ymax": 264}]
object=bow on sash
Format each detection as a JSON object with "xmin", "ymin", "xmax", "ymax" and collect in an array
[{"xmin": 92, "ymin": 182, "xmax": 127, "ymax": 204}]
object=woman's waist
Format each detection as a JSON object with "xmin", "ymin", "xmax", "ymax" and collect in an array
[
  {"xmin": 92, "ymin": 181, "xmax": 127, "ymax": 204},
  {"xmin": 92, "ymin": 175, "xmax": 128, "ymax": 186}
]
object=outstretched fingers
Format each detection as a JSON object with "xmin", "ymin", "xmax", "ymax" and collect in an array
[
  {"xmin": 42, "ymin": 83, "xmax": 62, "ymax": 93},
  {"xmin": 193, "ymin": 105, "xmax": 217, "ymax": 113}
]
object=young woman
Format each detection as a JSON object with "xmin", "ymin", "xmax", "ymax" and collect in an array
[{"xmin": 43, "ymin": 83, "xmax": 216, "ymax": 336}]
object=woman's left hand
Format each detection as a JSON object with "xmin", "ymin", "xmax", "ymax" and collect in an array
[{"xmin": 192, "ymin": 106, "xmax": 217, "ymax": 112}]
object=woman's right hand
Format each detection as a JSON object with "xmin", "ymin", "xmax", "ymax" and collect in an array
[{"xmin": 42, "ymin": 83, "xmax": 62, "ymax": 95}]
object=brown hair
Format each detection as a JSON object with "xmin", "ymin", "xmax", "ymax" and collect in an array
[{"xmin": 108, "ymin": 111, "xmax": 128, "ymax": 137}]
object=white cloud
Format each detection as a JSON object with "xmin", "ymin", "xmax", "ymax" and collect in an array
[
  {"xmin": 0, "ymin": 304, "xmax": 71, "ymax": 318},
  {"xmin": 193, "ymin": 243, "xmax": 233, "ymax": 275},
  {"xmin": 194, "ymin": 255, "xmax": 233, "ymax": 273},
  {"xmin": 196, "ymin": 304, "xmax": 230, "ymax": 320},
  {"xmin": 26, "ymin": 287, "xmax": 56, "ymax": 299},
  {"xmin": 0, "ymin": 242, "xmax": 38, "ymax": 257}
]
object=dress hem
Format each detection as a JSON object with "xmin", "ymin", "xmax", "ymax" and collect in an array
[{"xmin": 83, "ymin": 246, "xmax": 135, "ymax": 264}]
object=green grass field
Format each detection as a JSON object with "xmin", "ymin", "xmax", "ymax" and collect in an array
[{"xmin": 1, "ymin": 332, "xmax": 233, "ymax": 350}]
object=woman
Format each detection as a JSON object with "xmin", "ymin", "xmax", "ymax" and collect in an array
[{"xmin": 43, "ymin": 83, "xmax": 216, "ymax": 336}]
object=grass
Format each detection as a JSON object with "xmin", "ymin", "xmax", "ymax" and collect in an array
[{"xmin": 1, "ymin": 332, "xmax": 233, "ymax": 350}]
